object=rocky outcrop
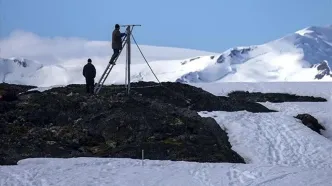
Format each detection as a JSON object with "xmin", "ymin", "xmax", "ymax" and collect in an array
[
  {"xmin": 313, "ymin": 60, "xmax": 331, "ymax": 79},
  {"xmin": 227, "ymin": 91, "xmax": 327, "ymax": 103},
  {"xmin": 46, "ymin": 82, "xmax": 274, "ymax": 113},
  {"xmin": 0, "ymin": 83, "xmax": 36, "ymax": 102},
  {"xmin": 0, "ymin": 83, "xmax": 36, "ymax": 95},
  {"xmin": 217, "ymin": 47, "xmax": 255, "ymax": 64},
  {"xmin": 294, "ymin": 114, "xmax": 326, "ymax": 135},
  {"xmin": 115, "ymin": 82, "xmax": 274, "ymax": 113},
  {"xmin": 0, "ymin": 82, "xmax": 247, "ymax": 165}
]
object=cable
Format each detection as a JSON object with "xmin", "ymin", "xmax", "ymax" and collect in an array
[
  {"xmin": 131, "ymin": 34, "xmax": 192, "ymax": 104},
  {"xmin": 131, "ymin": 34, "xmax": 162, "ymax": 84}
]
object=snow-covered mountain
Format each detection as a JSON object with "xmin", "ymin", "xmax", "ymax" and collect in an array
[
  {"xmin": 178, "ymin": 25, "xmax": 332, "ymax": 82},
  {"xmin": 1, "ymin": 25, "xmax": 332, "ymax": 86},
  {"xmin": 0, "ymin": 58, "xmax": 43, "ymax": 83}
]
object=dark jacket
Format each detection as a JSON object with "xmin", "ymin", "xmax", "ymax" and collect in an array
[
  {"xmin": 83, "ymin": 63, "xmax": 96, "ymax": 79},
  {"xmin": 112, "ymin": 28, "xmax": 126, "ymax": 50}
]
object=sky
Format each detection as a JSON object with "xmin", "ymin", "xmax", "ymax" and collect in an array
[{"xmin": 0, "ymin": 0, "xmax": 331, "ymax": 53}]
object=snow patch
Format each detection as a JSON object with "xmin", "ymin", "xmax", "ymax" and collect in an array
[{"xmin": 199, "ymin": 111, "xmax": 332, "ymax": 169}]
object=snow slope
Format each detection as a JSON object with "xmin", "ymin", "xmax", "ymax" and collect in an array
[
  {"xmin": 2, "ymin": 25, "xmax": 332, "ymax": 87},
  {"xmin": 196, "ymin": 81, "xmax": 332, "ymax": 166},
  {"xmin": 0, "ymin": 58, "xmax": 43, "ymax": 84},
  {"xmin": 179, "ymin": 25, "xmax": 332, "ymax": 82},
  {"xmin": 260, "ymin": 101, "xmax": 332, "ymax": 140},
  {"xmin": 199, "ymin": 111, "xmax": 332, "ymax": 169}
]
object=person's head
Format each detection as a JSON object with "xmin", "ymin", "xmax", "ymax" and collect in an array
[
  {"xmin": 115, "ymin": 24, "xmax": 120, "ymax": 29},
  {"xmin": 87, "ymin": 58, "xmax": 92, "ymax": 63}
]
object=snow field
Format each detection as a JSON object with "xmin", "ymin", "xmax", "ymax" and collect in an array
[
  {"xmin": 195, "ymin": 81, "xmax": 332, "ymax": 98},
  {"xmin": 1, "ymin": 158, "xmax": 332, "ymax": 186},
  {"xmin": 260, "ymin": 101, "xmax": 332, "ymax": 140},
  {"xmin": 196, "ymin": 82, "xmax": 332, "ymax": 169},
  {"xmin": 199, "ymin": 111, "xmax": 332, "ymax": 169}
]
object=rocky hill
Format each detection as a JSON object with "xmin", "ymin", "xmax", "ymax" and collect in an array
[
  {"xmin": 0, "ymin": 82, "xmax": 265, "ymax": 165},
  {"xmin": 0, "ymin": 82, "xmax": 326, "ymax": 165}
]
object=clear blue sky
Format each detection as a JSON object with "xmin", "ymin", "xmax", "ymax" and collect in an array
[{"xmin": 1, "ymin": 0, "xmax": 331, "ymax": 52}]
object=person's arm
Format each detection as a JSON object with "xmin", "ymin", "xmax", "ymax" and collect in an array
[
  {"xmin": 92, "ymin": 66, "xmax": 96, "ymax": 78},
  {"xmin": 120, "ymin": 32, "xmax": 127, "ymax": 37},
  {"xmin": 83, "ymin": 65, "xmax": 86, "ymax": 77},
  {"xmin": 115, "ymin": 30, "xmax": 121, "ymax": 38}
]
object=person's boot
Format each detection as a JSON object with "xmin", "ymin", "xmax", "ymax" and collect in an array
[{"xmin": 109, "ymin": 58, "xmax": 116, "ymax": 65}]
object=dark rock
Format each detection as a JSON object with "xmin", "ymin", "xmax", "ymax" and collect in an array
[
  {"xmin": 313, "ymin": 60, "xmax": 331, "ymax": 80},
  {"xmin": 44, "ymin": 82, "xmax": 274, "ymax": 113},
  {"xmin": 227, "ymin": 91, "xmax": 327, "ymax": 103},
  {"xmin": 294, "ymin": 114, "xmax": 326, "ymax": 135},
  {"xmin": 189, "ymin": 57, "xmax": 200, "ymax": 61},
  {"xmin": 181, "ymin": 57, "xmax": 202, "ymax": 65},
  {"xmin": 0, "ymin": 91, "xmax": 18, "ymax": 102},
  {"xmin": 228, "ymin": 47, "xmax": 252, "ymax": 58},
  {"xmin": 216, "ymin": 55, "xmax": 225, "ymax": 63},
  {"xmin": 0, "ymin": 82, "xmax": 246, "ymax": 165},
  {"xmin": 114, "ymin": 82, "xmax": 274, "ymax": 113},
  {"xmin": 0, "ymin": 83, "xmax": 36, "ymax": 95},
  {"xmin": 12, "ymin": 58, "xmax": 28, "ymax": 68}
]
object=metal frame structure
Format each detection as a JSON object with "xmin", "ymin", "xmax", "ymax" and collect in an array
[{"xmin": 94, "ymin": 24, "xmax": 141, "ymax": 95}]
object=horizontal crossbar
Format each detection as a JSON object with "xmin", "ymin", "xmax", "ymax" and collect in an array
[{"xmin": 120, "ymin": 24, "xmax": 141, "ymax": 27}]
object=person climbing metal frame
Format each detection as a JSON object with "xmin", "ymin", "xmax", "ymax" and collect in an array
[
  {"xmin": 94, "ymin": 24, "xmax": 140, "ymax": 94},
  {"xmin": 94, "ymin": 24, "xmax": 189, "ymax": 103}
]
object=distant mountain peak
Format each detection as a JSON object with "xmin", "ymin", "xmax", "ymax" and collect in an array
[
  {"xmin": 178, "ymin": 25, "xmax": 332, "ymax": 83},
  {"xmin": 0, "ymin": 57, "xmax": 41, "ymax": 68}
]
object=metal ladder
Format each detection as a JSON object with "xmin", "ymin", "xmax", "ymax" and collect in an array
[{"xmin": 93, "ymin": 35, "xmax": 128, "ymax": 94}]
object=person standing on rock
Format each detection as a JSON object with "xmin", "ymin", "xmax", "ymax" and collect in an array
[
  {"xmin": 83, "ymin": 58, "xmax": 96, "ymax": 94},
  {"xmin": 109, "ymin": 24, "xmax": 127, "ymax": 65}
]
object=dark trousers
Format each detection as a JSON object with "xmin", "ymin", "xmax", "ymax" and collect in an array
[
  {"xmin": 85, "ymin": 78, "xmax": 95, "ymax": 94},
  {"xmin": 109, "ymin": 49, "xmax": 120, "ymax": 64}
]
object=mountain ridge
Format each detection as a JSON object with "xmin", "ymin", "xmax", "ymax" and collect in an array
[{"xmin": 178, "ymin": 25, "xmax": 332, "ymax": 82}]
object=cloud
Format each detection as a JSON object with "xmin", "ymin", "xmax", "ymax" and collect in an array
[
  {"xmin": 0, "ymin": 30, "xmax": 112, "ymax": 65},
  {"xmin": 0, "ymin": 30, "xmax": 215, "ymax": 66},
  {"xmin": 0, "ymin": 30, "xmax": 215, "ymax": 86}
]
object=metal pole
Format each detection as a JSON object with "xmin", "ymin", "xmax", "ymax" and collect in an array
[
  {"xmin": 126, "ymin": 26, "xmax": 131, "ymax": 95},
  {"xmin": 125, "ymin": 35, "xmax": 128, "ymax": 90},
  {"xmin": 142, "ymin": 149, "xmax": 144, "ymax": 166}
]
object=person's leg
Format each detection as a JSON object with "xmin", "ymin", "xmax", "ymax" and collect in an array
[
  {"xmin": 86, "ymin": 78, "xmax": 94, "ymax": 93},
  {"xmin": 109, "ymin": 49, "xmax": 120, "ymax": 64},
  {"xmin": 91, "ymin": 79, "xmax": 95, "ymax": 94},
  {"xmin": 85, "ymin": 78, "xmax": 89, "ymax": 93}
]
